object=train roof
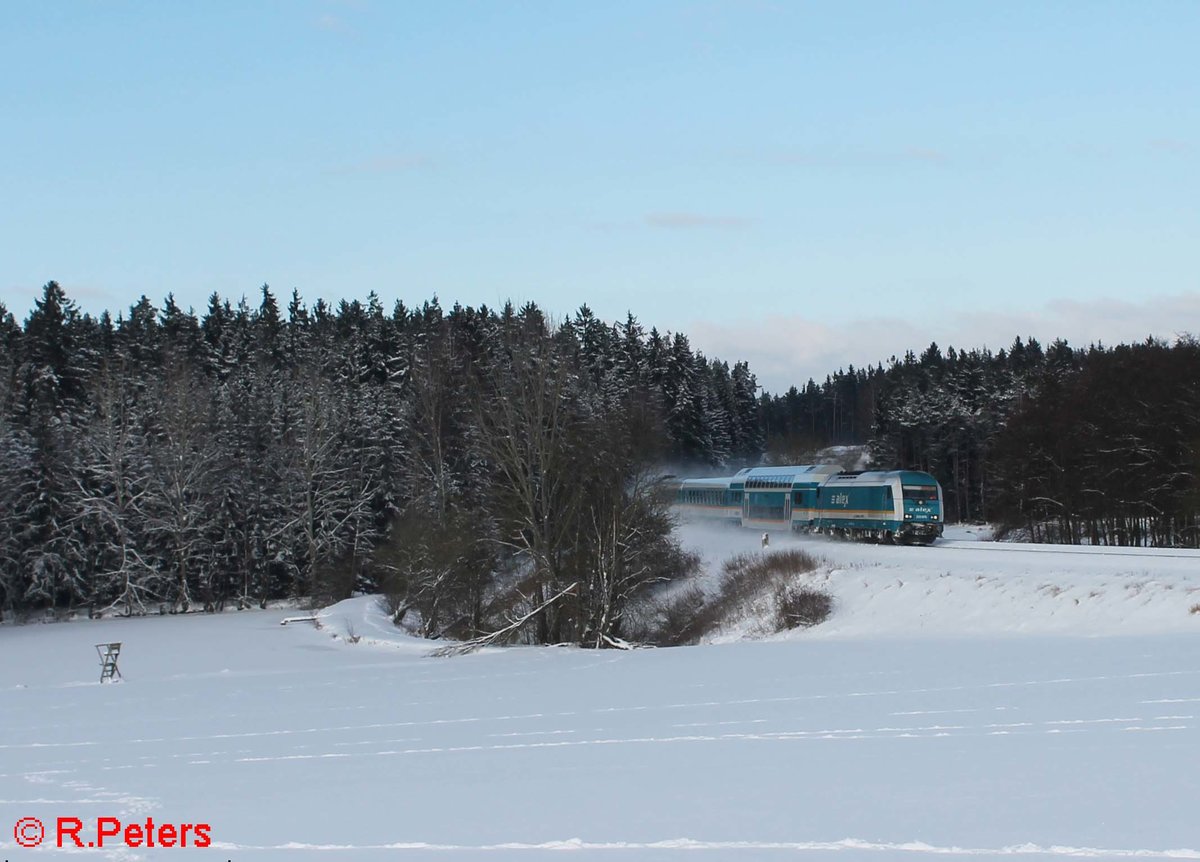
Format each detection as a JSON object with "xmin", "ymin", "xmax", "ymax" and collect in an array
[
  {"xmin": 823, "ymin": 469, "xmax": 941, "ymax": 485},
  {"xmin": 680, "ymin": 464, "xmax": 842, "ymax": 490},
  {"xmin": 680, "ymin": 466, "xmax": 941, "ymax": 490},
  {"xmin": 823, "ymin": 470, "xmax": 892, "ymax": 482},
  {"xmin": 733, "ymin": 464, "xmax": 844, "ymax": 489},
  {"xmin": 733, "ymin": 464, "xmax": 842, "ymax": 479},
  {"xmin": 678, "ymin": 476, "xmax": 737, "ymax": 487}
]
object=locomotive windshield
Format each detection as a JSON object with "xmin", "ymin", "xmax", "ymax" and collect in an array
[{"xmin": 902, "ymin": 485, "xmax": 937, "ymax": 503}]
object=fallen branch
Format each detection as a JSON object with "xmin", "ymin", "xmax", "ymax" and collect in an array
[
  {"xmin": 429, "ymin": 582, "xmax": 577, "ymax": 657},
  {"xmin": 598, "ymin": 633, "xmax": 643, "ymax": 650}
]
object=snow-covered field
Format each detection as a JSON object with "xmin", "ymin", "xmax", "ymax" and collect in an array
[{"xmin": 3, "ymin": 526, "xmax": 1199, "ymax": 861}]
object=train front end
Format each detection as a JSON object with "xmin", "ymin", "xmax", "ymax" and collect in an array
[{"xmin": 897, "ymin": 471, "xmax": 944, "ymax": 544}]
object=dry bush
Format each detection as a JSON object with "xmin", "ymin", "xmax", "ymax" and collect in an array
[
  {"xmin": 1190, "ymin": 603, "xmax": 1200, "ymax": 615},
  {"xmin": 719, "ymin": 549, "xmax": 819, "ymax": 604},
  {"xmin": 374, "ymin": 508, "xmax": 494, "ymax": 639},
  {"xmin": 651, "ymin": 585, "xmax": 715, "ymax": 646},
  {"xmin": 774, "ymin": 582, "xmax": 834, "ymax": 630},
  {"xmin": 641, "ymin": 547, "xmax": 828, "ymax": 645},
  {"xmin": 757, "ymin": 548, "xmax": 821, "ymax": 577},
  {"xmin": 606, "ymin": 546, "xmax": 704, "ymax": 645}
]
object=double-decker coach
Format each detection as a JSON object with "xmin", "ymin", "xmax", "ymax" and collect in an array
[{"xmin": 674, "ymin": 475, "xmax": 743, "ymax": 524}]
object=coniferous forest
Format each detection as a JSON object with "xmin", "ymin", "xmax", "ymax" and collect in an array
[
  {"xmin": 0, "ymin": 282, "xmax": 761, "ymax": 636},
  {"xmin": 760, "ymin": 335, "xmax": 1200, "ymax": 547},
  {"xmin": 2, "ymin": 281, "xmax": 1199, "ymax": 628}
]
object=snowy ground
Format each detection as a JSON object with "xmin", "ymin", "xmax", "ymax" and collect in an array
[
  {"xmin": 3, "ymin": 526, "xmax": 1199, "ymax": 861},
  {"xmin": 676, "ymin": 521, "xmax": 1200, "ymax": 640}
]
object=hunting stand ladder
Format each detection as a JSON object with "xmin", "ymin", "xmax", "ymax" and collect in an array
[{"xmin": 96, "ymin": 642, "xmax": 122, "ymax": 683}]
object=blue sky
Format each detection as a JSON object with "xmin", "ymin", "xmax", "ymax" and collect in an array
[{"xmin": 2, "ymin": 1, "xmax": 1197, "ymax": 389}]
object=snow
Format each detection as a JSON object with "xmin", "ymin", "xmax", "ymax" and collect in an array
[
  {"xmin": 2, "ymin": 527, "xmax": 1199, "ymax": 861},
  {"xmin": 676, "ymin": 520, "xmax": 1200, "ymax": 639}
]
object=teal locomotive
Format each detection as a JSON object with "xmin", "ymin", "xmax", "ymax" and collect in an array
[{"xmin": 676, "ymin": 465, "xmax": 944, "ymax": 545}]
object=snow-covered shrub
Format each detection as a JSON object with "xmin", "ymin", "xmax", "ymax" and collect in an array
[
  {"xmin": 721, "ymin": 549, "xmax": 819, "ymax": 600},
  {"xmin": 630, "ymin": 585, "xmax": 708, "ymax": 646},
  {"xmin": 774, "ymin": 582, "xmax": 833, "ymax": 630},
  {"xmin": 638, "ymin": 548, "xmax": 828, "ymax": 645}
]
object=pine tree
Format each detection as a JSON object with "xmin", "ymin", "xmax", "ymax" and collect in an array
[
  {"xmin": 14, "ymin": 283, "xmax": 90, "ymax": 610},
  {"xmin": 74, "ymin": 362, "xmax": 158, "ymax": 614},
  {"xmin": 662, "ymin": 333, "xmax": 710, "ymax": 464},
  {"xmin": 729, "ymin": 361, "xmax": 762, "ymax": 465}
]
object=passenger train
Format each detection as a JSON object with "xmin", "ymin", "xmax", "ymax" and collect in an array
[{"xmin": 676, "ymin": 465, "xmax": 944, "ymax": 545}]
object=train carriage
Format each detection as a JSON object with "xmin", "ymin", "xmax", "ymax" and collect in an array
[
  {"xmin": 742, "ymin": 469, "xmax": 800, "ymax": 531},
  {"xmin": 675, "ymin": 475, "xmax": 744, "ymax": 524}
]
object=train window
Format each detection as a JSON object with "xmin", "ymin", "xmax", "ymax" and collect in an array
[{"xmin": 902, "ymin": 485, "xmax": 934, "ymax": 502}]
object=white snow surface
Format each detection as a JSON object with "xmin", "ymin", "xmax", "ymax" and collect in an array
[
  {"xmin": 3, "ymin": 525, "xmax": 1199, "ymax": 861},
  {"xmin": 675, "ymin": 521, "xmax": 1200, "ymax": 639}
]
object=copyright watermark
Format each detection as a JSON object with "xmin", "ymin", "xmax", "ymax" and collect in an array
[
  {"xmin": 10, "ymin": 815, "xmax": 212, "ymax": 849},
  {"xmin": 12, "ymin": 817, "xmax": 43, "ymax": 848}
]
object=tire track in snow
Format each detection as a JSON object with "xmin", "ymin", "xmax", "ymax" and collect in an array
[
  {"xmin": 188, "ymin": 714, "xmax": 1189, "ymax": 767},
  {"xmin": 9, "ymin": 668, "xmax": 1198, "ymax": 754}
]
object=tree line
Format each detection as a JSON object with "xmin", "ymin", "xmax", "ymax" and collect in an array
[
  {"xmin": 0, "ymin": 282, "xmax": 761, "ymax": 634},
  {"xmin": 760, "ymin": 335, "xmax": 1200, "ymax": 547}
]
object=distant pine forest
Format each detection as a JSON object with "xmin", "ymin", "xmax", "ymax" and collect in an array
[{"xmin": 1, "ymin": 282, "xmax": 1198, "ymax": 623}]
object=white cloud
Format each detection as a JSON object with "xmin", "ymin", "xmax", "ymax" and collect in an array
[{"xmin": 688, "ymin": 292, "xmax": 1200, "ymax": 393}]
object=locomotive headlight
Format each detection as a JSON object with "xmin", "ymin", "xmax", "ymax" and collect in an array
[
  {"xmin": 932, "ymin": 515, "xmax": 939, "ymax": 520},
  {"xmin": 904, "ymin": 514, "xmax": 913, "ymax": 520}
]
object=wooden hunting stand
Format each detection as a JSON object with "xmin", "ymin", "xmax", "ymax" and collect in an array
[{"xmin": 96, "ymin": 642, "xmax": 121, "ymax": 683}]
